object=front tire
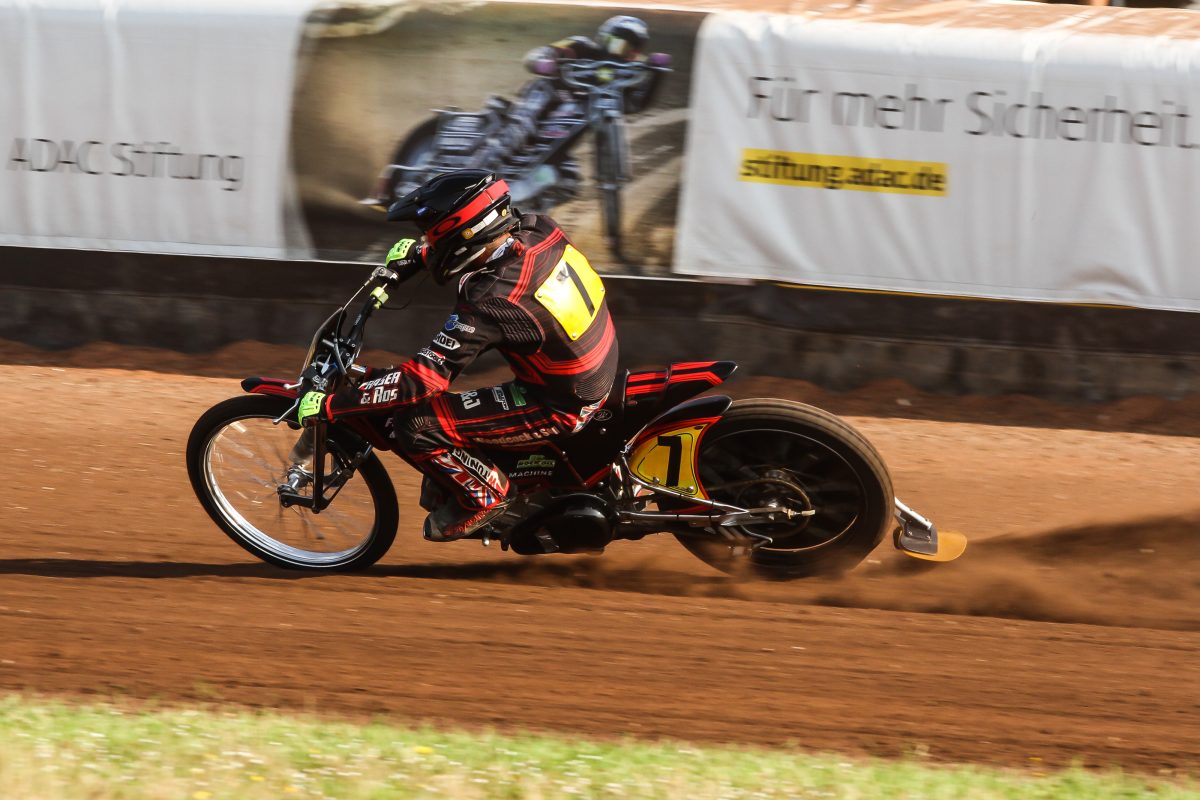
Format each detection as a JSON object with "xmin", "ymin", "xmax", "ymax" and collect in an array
[
  {"xmin": 186, "ymin": 395, "xmax": 399, "ymax": 571},
  {"xmin": 594, "ymin": 122, "xmax": 628, "ymax": 264},
  {"xmin": 675, "ymin": 399, "xmax": 894, "ymax": 580}
]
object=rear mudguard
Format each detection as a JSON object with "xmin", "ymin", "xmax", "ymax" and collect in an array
[
  {"xmin": 621, "ymin": 361, "xmax": 737, "ymax": 437},
  {"xmin": 568, "ymin": 361, "xmax": 737, "ymax": 487},
  {"xmin": 624, "ymin": 394, "xmax": 731, "ymax": 500}
]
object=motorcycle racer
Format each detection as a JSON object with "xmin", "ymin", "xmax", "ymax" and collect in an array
[
  {"xmin": 297, "ymin": 169, "xmax": 618, "ymax": 542},
  {"xmin": 522, "ymin": 15, "xmax": 663, "ymax": 114}
]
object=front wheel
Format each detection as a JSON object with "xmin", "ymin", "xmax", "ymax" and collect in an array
[
  {"xmin": 186, "ymin": 395, "xmax": 399, "ymax": 571},
  {"xmin": 675, "ymin": 399, "xmax": 894, "ymax": 580},
  {"xmin": 594, "ymin": 122, "xmax": 628, "ymax": 264}
]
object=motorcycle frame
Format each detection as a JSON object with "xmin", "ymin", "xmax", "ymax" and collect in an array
[
  {"xmin": 253, "ymin": 268, "xmax": 782, "ymax": 544},
  {"xmin": 255, "ymin": 268, "xmax": 927, "ymax": 556},
  {"xmin": 391, "ymin": 60, "xmax": 667, "ymax": 201}
]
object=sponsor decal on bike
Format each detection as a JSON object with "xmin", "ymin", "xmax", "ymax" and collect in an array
[
  {"xmin": 444, "ymin": 314, "xmax": 477, "ymax": 334},
  {"xmin": 433, "ymin": 331, "xmax": 461, "ymax": 350}
]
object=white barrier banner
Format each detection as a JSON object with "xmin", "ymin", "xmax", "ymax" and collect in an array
[
  {"xmin": 0, "ymin": 0, "xmax": 310, "ymax": 258},
  {"xmin": 676, "ymin": 11, "xmax": 1200, "ymax": 311}
]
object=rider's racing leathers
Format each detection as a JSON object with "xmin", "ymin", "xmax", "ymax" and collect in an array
[
  {"xmin": 319, "ymin": 214, "xmax": 618, "ymax": 515},
  {"xmin": 523, "ymin": 36, "xmax": 662, "ymax": 114}
]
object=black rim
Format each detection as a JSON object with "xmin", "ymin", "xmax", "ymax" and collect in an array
[{"xmin": 698, "ymin": 426, "xmax": 868, "ymax": 557}]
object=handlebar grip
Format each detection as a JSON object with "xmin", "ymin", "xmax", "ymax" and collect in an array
[{"xmin": 370, "ymin": 285, "xmax": 390, "ymax": 310}]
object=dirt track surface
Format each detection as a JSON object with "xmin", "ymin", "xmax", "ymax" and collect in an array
[{"xmin": 3, "ymin": 349, "xmax": 1200, "ymax": 773}]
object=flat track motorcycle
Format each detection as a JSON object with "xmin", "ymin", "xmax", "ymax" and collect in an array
[
  {"xmin": 360, "ymin": 58, "xmax": 670, "ymax": 263},
  {"xmin": 186, "ymin": 267, "xmax": 965, "ymax": 578}
]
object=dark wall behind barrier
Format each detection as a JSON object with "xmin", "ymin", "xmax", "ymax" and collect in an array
[{"xmin": 3, "ymin": 247, "xmax": 1198, "ymax": 402}]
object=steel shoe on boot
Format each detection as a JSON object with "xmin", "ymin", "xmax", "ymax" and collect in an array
[{"xmin": 423, "ymin": 500, "xmax": 510, "ymax": 542}]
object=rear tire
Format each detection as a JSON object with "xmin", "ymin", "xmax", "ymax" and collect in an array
[
  {"xmin": 381, "ymin": 118, "xmax": 440, "ymax": 202},
  {"xmin": 674, "ymin": 399, "xmax": 893, "ymax": 580},
  {"xmin": 186, "ymin": 395, "xmax": 399, "ymax": 572}
]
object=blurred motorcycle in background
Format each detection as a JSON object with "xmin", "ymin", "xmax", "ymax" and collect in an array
[{"xmin": 361, "ymin": 56, "xmax": 672, "ymax": 265}]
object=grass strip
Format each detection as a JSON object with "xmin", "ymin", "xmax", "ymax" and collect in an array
[{"xmin": 0, "ymin": 695, "xmax": 1194, "ymax": 799}]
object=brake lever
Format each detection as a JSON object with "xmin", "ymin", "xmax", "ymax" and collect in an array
[{"xmin": 273, "ymin": 397, "xmax": 300, "ymax": 425}]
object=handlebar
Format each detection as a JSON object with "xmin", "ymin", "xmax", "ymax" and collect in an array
[
  {"xmin": 558, "ymin": 59, "xmax": 668, "ymax": 92},
  {"xmin": 297, "ymin": 266, "xmax": 400, "ymax": 395}
]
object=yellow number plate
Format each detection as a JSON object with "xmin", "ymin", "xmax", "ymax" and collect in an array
[
  {"xmin": 534, "ymin": 245, "xmax": 605, "ymax": 341},
  {"xmin": 629, "ymin": 424, "xmax": 706, "ymax": 498}
]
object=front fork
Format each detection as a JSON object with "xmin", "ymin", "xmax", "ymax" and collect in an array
[{"xmin": 276, "ymin": 424, "xmax": 371, "ymax": 514}]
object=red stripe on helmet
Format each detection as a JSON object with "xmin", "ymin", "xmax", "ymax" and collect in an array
[{"xmin": 425, "ymin": 180, "xmax": 511, "ymax": 246}]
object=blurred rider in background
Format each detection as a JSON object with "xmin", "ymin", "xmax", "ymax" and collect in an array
[
  {"xmin": 295, "ymin": 170, "xmax": 618, "ymax": 542},
  {"xmin": 522, "ymin": 15, "xmax": 664, "ymax": 114}
]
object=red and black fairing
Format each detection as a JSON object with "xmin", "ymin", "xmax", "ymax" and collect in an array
[
  {"xmin": 621, "ymin": 361, "xmax": 736, "ymax": 430},
  {"xmin": 493, "ymin": 360, "xmax": 737, "ymax": 489},
  {"xmin": 242, "ymin": 359, "xmax": 737, "ymax": 492}
]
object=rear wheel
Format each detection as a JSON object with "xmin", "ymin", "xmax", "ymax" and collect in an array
[
  {"xmin": 378, "ymin": 118, "xmax": 440, "ymax": 203},
  {"xmin": 674, "ymin": 399, "xmax": 893, "ymax": 580},
  {"xmin": 389, "ymin": 118, "xmax": 438, "ymax": 174},
  {"xmin": 186, "ymin": 395, "xmax": 398, "ymax": 571}
]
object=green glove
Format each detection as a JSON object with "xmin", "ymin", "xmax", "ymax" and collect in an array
[
  {"xmin": 385, "ymin": 238, "xmax": 423, "ymax": 283},
  {"xmin": 386, "ymin": 238, "xmax": 417, "ymax": 266},
  {"xmin": 297, "ymin": 391, "xmax": 327, "ymax": 427}
]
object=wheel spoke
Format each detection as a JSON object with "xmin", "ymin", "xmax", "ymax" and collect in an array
[
  {"xmin": 203, "ymin": 414, "xmax": 378, "ymax": 566},
  {"xmin": 701, "ymin": 425, "xmax": 869, "ymax": 551}
]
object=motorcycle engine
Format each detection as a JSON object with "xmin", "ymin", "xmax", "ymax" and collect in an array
[{"xmin": 507, "ymin": 494, "xmax": 614, "ymax": 555}]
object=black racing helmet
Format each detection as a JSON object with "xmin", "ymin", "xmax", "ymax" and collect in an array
[
  {"xmin": 596, "ymin": 15, "xmax": 649, "ymax": 59},
  {"xmin": 386, "ymin": 169, "xmax": 517, "ymax": 284}
]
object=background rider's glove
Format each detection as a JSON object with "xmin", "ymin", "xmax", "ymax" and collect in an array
[
  {"xmin": 385, "ymin": 238, "xmax": 424, "ymax": 284},
  {"xmin": 523, "ymin": 46, "xmax": 559, "ymax": 76},
  {"xmin": 297, "ymin": 391, "xmax": 328, "ymax": 427}
]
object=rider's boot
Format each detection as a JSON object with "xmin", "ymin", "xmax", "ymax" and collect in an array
[
  {"xmin": 424, "ymin": 498, "xmax": 510, "ymax": 542},
  {"xmin": 419, "ymin": 448, "xmax": 511, "ymax": 542}
]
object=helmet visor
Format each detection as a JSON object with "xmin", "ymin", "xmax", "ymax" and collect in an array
[{"xmin": 605, "ymin": 37, "xmax": 629, "ymax": 57}]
